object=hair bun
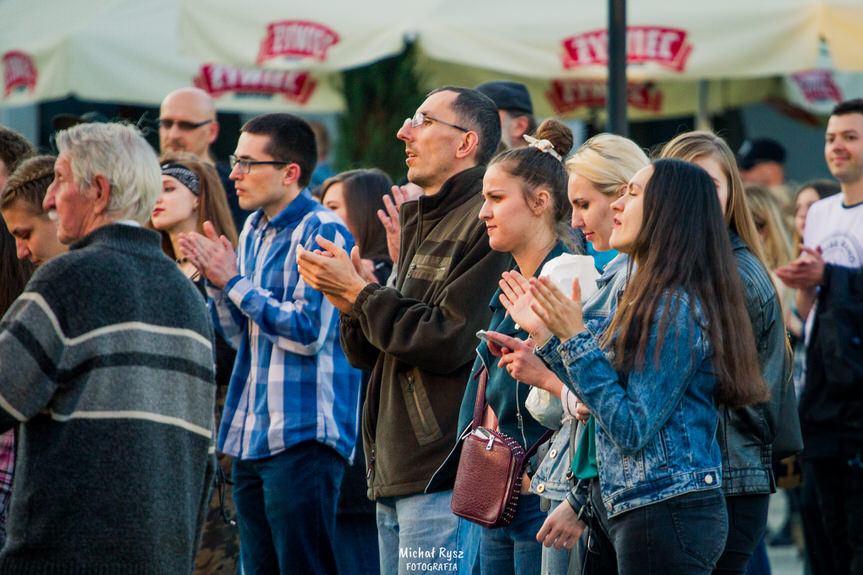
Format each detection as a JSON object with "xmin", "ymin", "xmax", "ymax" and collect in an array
[{"xmin": 533, "ymin": 119, "xmax": 574, "ymax": 159}]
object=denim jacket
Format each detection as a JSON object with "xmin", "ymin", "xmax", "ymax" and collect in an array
[
  {"xmin": 537, "ymin": 290, "xmax": 722, "ymax": 518},
  {"xmin": 529, "ymin": 254, "xmax": 630, "ymax": 502},
  {"xmin": 718, "ymin": 234, "xmax": 796, "ymax": 496}
]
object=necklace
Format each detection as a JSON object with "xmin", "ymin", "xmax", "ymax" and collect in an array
[{"xmin": 176, "ymin": 256, "xmax": 188, "ymax": 264}]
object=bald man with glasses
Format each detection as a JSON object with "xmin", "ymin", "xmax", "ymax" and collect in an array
[{"xmin": 159, "ymin": 87, "xmax": 251, "ymax": 229}]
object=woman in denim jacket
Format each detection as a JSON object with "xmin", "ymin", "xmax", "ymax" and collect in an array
[
  {"xmin": 517, "ymin": 134, "xmax": 648, "ymax": 575},
  {"xmin": 492, "ymin": 159, "xmax": 768, "ymax": 575},
  {"xmin": 661, "ymin": 133, "xmax": 796, "ymax": 575}
]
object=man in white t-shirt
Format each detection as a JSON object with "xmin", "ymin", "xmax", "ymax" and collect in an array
[{"xmin": 777, "ymin": 98, "xmax": 863, "ymax": 575}]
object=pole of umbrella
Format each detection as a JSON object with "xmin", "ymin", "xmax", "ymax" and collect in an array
[
  {"xmin": 695, "ymin": 79, "xmax": 712, "ymax": 131},
  {"xmin": 607, "ymin": 0, "xmax": 628, "ymax": 136}
]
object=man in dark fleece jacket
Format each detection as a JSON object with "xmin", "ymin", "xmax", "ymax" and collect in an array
[
  {"xmin": 0, "ymin": 123, "xmax": 215, "ymax": 574},
  {"xmin": 298, "ymin": 86, "xmax": 512, "ymax": 574}
]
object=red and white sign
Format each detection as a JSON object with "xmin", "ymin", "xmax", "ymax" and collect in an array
[
  {"xmin": 562, "ymin": 27, "xmax": 692, "ymax": 72},
  {"xmin": 791, "ymin": 69, "xmax": 842, "ymax": 104},
  {"xmin": 195, "ymin": 64, "xmax": 317, "ymax": 104},
  {"xmin": 257, "ymin": 20, "xmax": 339, "ymax": 64},
  {"xmin": 546, "ymin": 79, "xmax": 663, "ymax": 114},
  {"xmin": 2, "ymin": 50, "xmax": 37, "ymax": 97}
]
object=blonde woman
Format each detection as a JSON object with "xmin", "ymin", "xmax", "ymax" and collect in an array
[
  {"xmin": 521, "ymin": 133, "xmax": 649, "ymax": 575},
  {"xmin": 745, "ymin": 185, "xmax": 794, "ymax": 271}
]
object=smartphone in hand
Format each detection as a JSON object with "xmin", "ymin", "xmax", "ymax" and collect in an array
[{"xmin": 476, "ymin": 330, "xmax": 509, "ymax": 357}]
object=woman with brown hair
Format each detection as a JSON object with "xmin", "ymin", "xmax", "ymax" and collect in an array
[
  {"xmin": 148, "ymin": 151, "xmax": 240, "ymax": 575},
  {"xmin": 317, "ymin": 168, "xmax": 394, "ymax": 575},
  {"xmin": 661, "ymin": 132, "xmax": 795, "ymax": 575},
  {"xmin": 320, "ymin": 169, "xmax": 393, "ymax": 284},
  {"xmin": 0, "ymin": 155, "xmax": 66, "ymax": 267},
  {"xmin": 150, "ymin": 152, "xmax": 238, "ymax": 279},
  {"xmin": 430, "ymin": 119, "xmax": 576, "ymax": 575}
]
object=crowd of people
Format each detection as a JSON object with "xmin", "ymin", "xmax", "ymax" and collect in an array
[{"xmin": 0, "ymin": 81, "xmax": 860, "ymax": 575}]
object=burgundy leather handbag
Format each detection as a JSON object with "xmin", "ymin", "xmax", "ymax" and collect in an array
[{"xmin": 450, "ymin": 368, "xmax": 552, "ymax": 528}]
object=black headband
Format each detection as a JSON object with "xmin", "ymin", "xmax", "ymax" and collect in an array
[{"xmin": 161, "ymin": 163, "xmax": 200, "ymax": 195}]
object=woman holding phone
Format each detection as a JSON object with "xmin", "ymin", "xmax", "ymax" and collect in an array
[
  {"xmin": 505, "ymin": 134, "xmax": 648, "ymax": 575},
  {"xmin": 434, "ymin": 119, "xmax": 575, "ymax": 575}
]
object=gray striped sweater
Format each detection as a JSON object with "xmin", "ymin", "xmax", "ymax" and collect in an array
[{"xmin": 0, "ymin": 224, "xmax": 216, "ymax": 574}]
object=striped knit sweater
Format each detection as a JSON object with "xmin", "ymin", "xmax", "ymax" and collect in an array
[{"xmin": 0, "ymin": 224, "xmax": 216, "ymax": 574}]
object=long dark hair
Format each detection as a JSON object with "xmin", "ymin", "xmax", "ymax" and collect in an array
[
  {"xmin": 603, "ymin": 159, "xmax": 767, "ymax": 408},
  {"xmin": 320, "ymin": 169, "xmax": 392, "ymax": 261}
]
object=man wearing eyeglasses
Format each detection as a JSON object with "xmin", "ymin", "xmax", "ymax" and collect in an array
[
  {"xmin": 297, "ymin": 86, "xmax": 511, "ymax": 574},
  {"xmin": 159, "ymin": 88, "xmax": 251, "ymax": 229},
  {"xmin": 179, "ymin": 113, "xmax": 362, "ymax": 575}
]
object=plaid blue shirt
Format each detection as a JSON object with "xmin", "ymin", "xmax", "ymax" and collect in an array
[{"xmin": 207, "ymin": 190, "xmax": 362, "ymax": 463}]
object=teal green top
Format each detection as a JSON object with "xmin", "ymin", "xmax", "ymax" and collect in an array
[
  {"xmin": 568, "ymin": 253, "xmax": 630, "ymax": 482},
  {"xmin": 571, "ymin": 416, "xmax": 598, "ymax": 480}
]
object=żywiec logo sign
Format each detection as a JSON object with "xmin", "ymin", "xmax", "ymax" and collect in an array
[
  {"xmin": 257, "ymin": 20, "xmax": 339, "ymax": 64},
  {"xmin": 562, "ymin": 27, "xmax": 692, "ymax": 72},
  {"xmin": 792, "ymin": 70, "xmax": 842, "ymax": 104},
  {"xmin": 3, "ymin": 51, "xmax": 37, "ymax": 97},
  {"xmin": 195, "ymin": 65, "xmax": 317, "ymax": 104},
  {"xmin": 546, "ymin": 79, "xmax": 662, "ymax": 114}
]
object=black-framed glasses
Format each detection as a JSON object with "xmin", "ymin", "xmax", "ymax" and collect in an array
[
  {"xmin": 158, "ymin": 118, "xmax": 214, "ymax": 131},
  {"xmin": 407, "ymin": 111, "xmax": 469, "ymax": 133},
  {"xmin": 229, "ymin": 155, "xmax": 289, "ymax": 174}
]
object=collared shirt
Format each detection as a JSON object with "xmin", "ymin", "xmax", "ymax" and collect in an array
[{"xmin": 207, "ymin": 189, "xmax": 362, "ymax": 462}]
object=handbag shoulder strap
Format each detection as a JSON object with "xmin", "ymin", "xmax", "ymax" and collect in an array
[
  {"xmin": 472, "ymin": 364, "xmax": 552, "ymax": 455},
  {"xmin": 472, "ymin": 366, "xmax": 488, "ymax": 429},
  {"xmin": 525, "ymin": 429, "xmax": 554, "ymax": 460}
]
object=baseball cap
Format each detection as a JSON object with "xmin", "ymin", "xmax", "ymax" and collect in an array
[
  {"xmin": 737, "ymin": 138, "xmax": 786, "ymax": 170},
  {"xmin": 475, "ymin": 81, "xmax": 533, "ymax": 115}
]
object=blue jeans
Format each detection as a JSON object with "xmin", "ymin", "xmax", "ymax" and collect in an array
[
  {"xmin": 232, "ymin": 440, "xmax": 345, "ymax": 575},
  {"xmin": 540, "ymin": 500, "xmax": 572, "ymax": 575},
  {"xmin": 376, "ymin": 490, "xmax": 479, "ymax": 575},
  {"xmin": 480, "ymin": 493, "xmax": 545, "ymax": 575},
  {"xmin": 608, "ymin": 489, "xmax": 728, "ymax": 575},
  {"xmin": 810, "ymin": 454, "xmax": 863, "ymax": 574},
  {"xmin": 335, "ymin": 513, "xmax": 381, "ymax": 575},
  {"xmin": 714, "ymin": 494, "xmax": 770, "ymax": 574},
  {"xmin": 744, "ymin": 537, "xmax": 771, "ymax": 575}
]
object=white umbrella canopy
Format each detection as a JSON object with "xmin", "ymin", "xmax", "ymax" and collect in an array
[
  {"xmin": 179, "ymin": 0, "xmax": 421, "ymax": 73},
  {"xmin": 178, "ymin": 0, "xmax": 848, "ymax": 120},
  {"xmin": 783, "ymin": 41, "xmax": 863, "ymax": 117},
  {"xmin": 418, "ymin": 0, "xmax": 821, "ymax": 81},
  {"xmin": 0, "ymin": 0, "xmax": 344, "ymax": 112},
  {"xmin": 179, "ymin": 0, "xmax": 831, "ymax": 80},
  {"xmin": 819, "ymin": 0, "xmax": 863, "ymax": 71},
  {"xmin": 419, "ymin": 59, "xmax": 780, "ymax": 121}
]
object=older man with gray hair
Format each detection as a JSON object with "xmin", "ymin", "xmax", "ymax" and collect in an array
[{"xmin": 0, "ymin": 123, "xmax": 216, "ymax": 573}]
